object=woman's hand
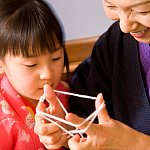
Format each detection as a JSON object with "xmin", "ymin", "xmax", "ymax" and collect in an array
[
  {"xmin": 34, "ymin": 84, "xmax": 68, "ymax": 149},
  {"xmin": 66, "ymin": 94, "xmax": 146, "ymax": 150}
]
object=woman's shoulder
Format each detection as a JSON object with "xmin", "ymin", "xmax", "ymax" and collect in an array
[
  {"xmin": 93, "ymin": 21, "xmax": 134, "ymax": 59},
  {"xmin": 96, "ymin": 21, "xmax": 122, "ymax": 44}
]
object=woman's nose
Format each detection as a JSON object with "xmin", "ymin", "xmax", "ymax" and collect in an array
[{"xmin": 119, "ymin": 11, "xmax": 137, "ymax": 33}]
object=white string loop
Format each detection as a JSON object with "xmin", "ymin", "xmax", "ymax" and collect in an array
[{"xmin": 36, "ymin": 90, "xmax": 103, "ymax": 137}]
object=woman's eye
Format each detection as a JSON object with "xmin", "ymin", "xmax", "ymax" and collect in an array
[
  {"xmin": 132, "ymin": 10, "xmax": 150, "ymax": 15},
  {"xmin": 107, "ymin": 5, "xmax": 117, "ymax": 10},
  {"xmin": 137, "ymin": 11, "xmax": 149, "ymax": 15}
]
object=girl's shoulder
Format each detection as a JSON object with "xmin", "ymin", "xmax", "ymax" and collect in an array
[
  {"xmin": 56, "ymin": 81, "xmax": 70, "ymax": 110},
  {"xmin": 0, "ymin": 97, "xmax": 16, "ymax": 121},
  {"xmin": 58, "ymin": 81, "xmax": 70, "ymax": 91}
]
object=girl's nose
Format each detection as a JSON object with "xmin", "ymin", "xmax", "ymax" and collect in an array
[{"xmin": 40, "ymin": 66, "xmax": 53, "ymax": 80}]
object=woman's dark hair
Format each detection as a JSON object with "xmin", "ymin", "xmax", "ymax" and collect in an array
[{"xmin": 0, "ymin": 0, "xmax": 69, "ymax": 78}]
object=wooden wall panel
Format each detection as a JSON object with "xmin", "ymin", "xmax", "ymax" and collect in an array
[
  {"xmin": 65, "ymin": 36, "xmax": 98, "ymax": 73},
  {"xmin": 62, "ymin": 36, "xmax": 98, "ymax": 81}
]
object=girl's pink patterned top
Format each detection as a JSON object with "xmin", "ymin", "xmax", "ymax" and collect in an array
[{"xmin": 0, "ymin": 74, "xmax": 69, "ymax": 150}]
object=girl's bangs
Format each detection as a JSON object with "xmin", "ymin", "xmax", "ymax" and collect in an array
[{"xmin": 1, "ymin": 26, "xmax": 63, "ymax": 58}]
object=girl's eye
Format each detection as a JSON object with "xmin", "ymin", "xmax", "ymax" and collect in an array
[
  {"xmin": 52, "ymin": 57, "xmax": 61, "ymax": 61},
  {"xmin": 25, "ymin": 64, "xmax": 37, "ymax": 67}
]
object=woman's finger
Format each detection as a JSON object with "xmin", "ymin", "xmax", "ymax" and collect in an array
[{"xmin": 95, "ymin": 93, "xmax": 110, "ymax": 124}]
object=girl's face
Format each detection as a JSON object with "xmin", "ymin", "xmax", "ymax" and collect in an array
[
  {"xmin": 0, "ymin": 48, "xmax": 64, "ymax": 102},
  {"xmin": 102, "ymin": 0, "xmax": 150, "ymax": 43}
]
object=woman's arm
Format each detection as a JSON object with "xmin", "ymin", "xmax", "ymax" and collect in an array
[{"xmin": 66, "ymin": 94, "xmax": 150, "ymax": 150}]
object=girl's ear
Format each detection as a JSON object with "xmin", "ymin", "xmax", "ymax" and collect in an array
[{"xmin": 0, "ymin": 61, "xmax": 4, "ymax": 75}]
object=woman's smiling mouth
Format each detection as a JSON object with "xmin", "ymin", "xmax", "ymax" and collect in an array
[{"xmin": 130, "ymin": 28, "xmax": 149, "ymax": 38}]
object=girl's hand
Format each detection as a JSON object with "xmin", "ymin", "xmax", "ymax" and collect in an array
[
  {"xmin": 66, "ymin": 94, "xmax": 144, "ymax": 150},
  {"xmin": 34, "ymin": 84, "xmax": 68, "ymax": 149}
]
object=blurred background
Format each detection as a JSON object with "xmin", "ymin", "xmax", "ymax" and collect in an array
[{"xmin": 47, "ymin": 0, "xmax": 113, "ymax": 40}]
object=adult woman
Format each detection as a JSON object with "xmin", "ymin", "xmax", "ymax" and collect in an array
[{"xmin": 67, "ymin": 0, "xmax": 150, "ymax": 149}]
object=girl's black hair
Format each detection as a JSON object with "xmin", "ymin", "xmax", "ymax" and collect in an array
[{"xmin": 0, "ymin": 0, "xmax": 69, "ymax": 78}]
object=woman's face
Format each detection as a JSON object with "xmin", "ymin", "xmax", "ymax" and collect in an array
[{"xmin": 102, "ymin": 0, "xmax": 150, "ymax": 43}]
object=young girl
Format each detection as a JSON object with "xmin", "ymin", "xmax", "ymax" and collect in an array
[
  {"xmin": 35, "ymin": 0, "xmax": 150, "ymax": 149},
  {"xmin": 0, "ymin": 0, "xmax": 69, "ymax": 149}
]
